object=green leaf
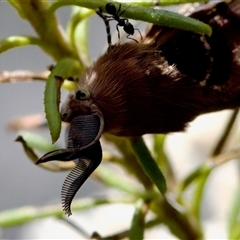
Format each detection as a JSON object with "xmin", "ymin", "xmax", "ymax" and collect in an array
[
  {"xmin": 15, "ymin": 131, "xmax": 59, "ymax": 167},
  {"xmin": 16, "ymin": 131, "xmax": 59, "ymax": 153},
  {"xmin": 153, "ymin": 135, "xmax": 172, "ymax": 171},
  {"xmin": 44, "ymin": 58, "xmax": 82, "ymax": 143},
  {"xmin": 73, "ymin": 18, "xmax": 91, "ymax": 66},
  {"xmin": 129, "ymin": 199, "xmax": 146, "ymax": 240},
  {"xmin": 130, "ymin": 137, "xmax": 167, "ymax": 195},
  {"xmin": 104, "ymin": 134, "xmax": 154, "ymax": 189},
  {"xmin": 153, "ymin": 134, "xmax": 176, "ymax": 190},
  {"xmin": 121, "ymin": 4, "xmax": 212, "ymax": 36},
  {"xmin": 47, "ymin": 1, "xmax": 211, "ymax": 36},
  {"xmin": 95, "ymin": 165, "xmax": 141, "ymax": 195},
  {"xmin": 135, "ymin": 0, "xmax": 209, "ymax": 6},
  {"xmin": 228, "ymin": 188, "xmax": 240, "ymax": 239},
  {"xmin": 16, "ymin": 131, "xmax": 77, "ymax": 171},
  {"xmin": 15, "ymin": 135, "xmax": 39, "ymax": 163},
  {"xmin": 0, "ymin": 36, "xmax": 46, "ymax": 55},
  {"xmin": 0, "ymin": 196, "xmax": 135, "ymax": 228},
  {"xmin": 67, "ymin": 6, "xmax": 92, "ymax": 66},
  {"xmin": 45, "ymin": 75, "xmax": 63, "ymax": 144}
]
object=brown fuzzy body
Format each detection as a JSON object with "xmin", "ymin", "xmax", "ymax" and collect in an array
[{"xmin": 61, "ymin": 1, "xmax": 240, "ymax": 136}]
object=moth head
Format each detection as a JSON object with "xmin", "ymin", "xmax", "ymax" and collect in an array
[
  {"xmin": 61, "ymin": 88, "xmax": 93, "ymax": 123},
  {"xmin": 61, "ymin": 87, "xmax": 104, "ymax": 148}
]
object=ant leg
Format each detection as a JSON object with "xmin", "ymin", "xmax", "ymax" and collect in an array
[
  {"xmin": 105, "ymin": 21, "xmax": 112, "ymax": 46},
  {"xmin": 126, "ymin": 34, "xmax": 138, "ymax": 43},
  {"xmin": 135, "ymin": 28, "xmax": 143, "ymax": 40},
  {"xmin": 118, "ymin": 3, "xmax": 131, "ymax": 17},
  {"xmin": 116, "ymin": 3, "xmax": 122, "ymax": 14},
  {"xmin": 95, "ymin": 7, "xmax": 103, "ymax": 16},
  {"xmin": 96, "ymin": 8, "xmax": 112, "ymax": 46},
  {"xmin": 116, "ymin": 24, "xmax": 121, "ymax": 40}
]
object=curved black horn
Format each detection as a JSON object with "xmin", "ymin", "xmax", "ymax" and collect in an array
[{"xmin": 61, "ymin": 141, "xmax": 102, "ymax": 216}]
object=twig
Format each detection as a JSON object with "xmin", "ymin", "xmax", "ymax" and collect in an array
[
  {"xmin": 91, "ymin": 230, "xmax": 129, "ymax": 239},
  {"xmin": 179, "ymin": 146, "xmax": 240, "ymax": 193},
  {"xmin": 0, "ymin": 70, "xmax": 49, "ymax": 83},
  {"xmin": 59, "ymin": 217, "xmax": 90, "ymax": 238},
  {"xmin": 0, "ymin": 196, "xmax": 135, "ymax": 228},
  {"xmin": 8, "ymin": 114, "xmax": 47, "ymax": 130},
  {"xmin": 211, "ymin": 108, "xmax": 239, "ymax": 156},
  {"xmin": 91, "ymin": 217, "xmax": 163, "ymax": 239}
]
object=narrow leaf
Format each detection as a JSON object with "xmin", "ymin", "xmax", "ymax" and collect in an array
[
  {"xmin": 0, "ymin": 36, "xmax": 46, "ymax": 55},
  {"xmin": 0, "ymin": 196, "xmax": 135, "ymax": 228},
  {"xmin": 228, "ymin": 188, "xmax": 240, "ymax": 239},
  {"xmin": 45, "ymin": 74, "xmax": 63, "ymax": 144},
  {"xmin": 129, "ymin": 198, "xmax": 147, "ymax": 240},
  {"xmin": 44, "ymin": 58, "xmax": 82, "ymax": 143},
  {"xmin": 67, "ymin": 6, "xmax": 92, "ymax": 66},
  {"xmin": 122, "ymin": 4, "xmax": 212, "ymax": 36},
  {"xmin": 15, "ymin": 135, "xmax": 39, "ymax": 163},
  {"xmin": 48, "ymin": 1, "xmax": 211, "ymax": 36},
  {"xmin": 130, "ymin": 137, "xmax": 167, "ymax": 194},
  {"xmin": 95, "ymin": 166, "xmax": 141, "ymax": 195},
  {"xmin": 16, "ymin": 131, "xmax": 75, "ymax": 171},
  {"xmin": 16, "ymin": 131, "xmax": 58, "ymax": 153}
]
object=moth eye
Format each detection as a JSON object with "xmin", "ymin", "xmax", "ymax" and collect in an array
[
  {"xmin": 75, "ymin": 89, "xmax": 90, "ymax": 100},
  {"xmin": 61, "ymin": 112, "xmax": 68, "ymax": 121}
]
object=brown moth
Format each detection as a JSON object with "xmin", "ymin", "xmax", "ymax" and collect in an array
[
  {"xmin": 37, "ymin": 1, "xmax": 240, "ymax": 216},
  {"xmin": 62, "ymin": 1, "xmax": 240, "ymax": 136}
]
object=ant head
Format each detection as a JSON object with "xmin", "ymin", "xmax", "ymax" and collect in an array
[{"xmin": 105, "ymin": 3, "xmax": 117, "ymax": 15}]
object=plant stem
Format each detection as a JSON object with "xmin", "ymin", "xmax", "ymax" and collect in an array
[
  {"xmin": 212, "ymin": 108, "xmax": 239, "ymax": 156},
  {"xmin": 0, "ymin": 196, "xmax": 135, "ymax": 228},
  {"xmin": 8, "ymin": 0, "xmax": 80, "ymax": 61}
]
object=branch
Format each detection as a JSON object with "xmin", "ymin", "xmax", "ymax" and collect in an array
[{"xmin": 0, "ymin": 70, "xmax": 49, "ymax": 83}]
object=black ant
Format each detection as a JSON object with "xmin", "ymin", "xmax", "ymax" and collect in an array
[{"xmin": 96, "ymin": 3, "xmax": 143, "ymax": 44}]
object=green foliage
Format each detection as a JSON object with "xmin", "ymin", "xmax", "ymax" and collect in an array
[
  {"xmin": 1, "ymin": 0, "xmax": 240, "ymax": 239},
  {"xmin": 44, "ymin": 58, "xmax": 82, "ymax": 143}
]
